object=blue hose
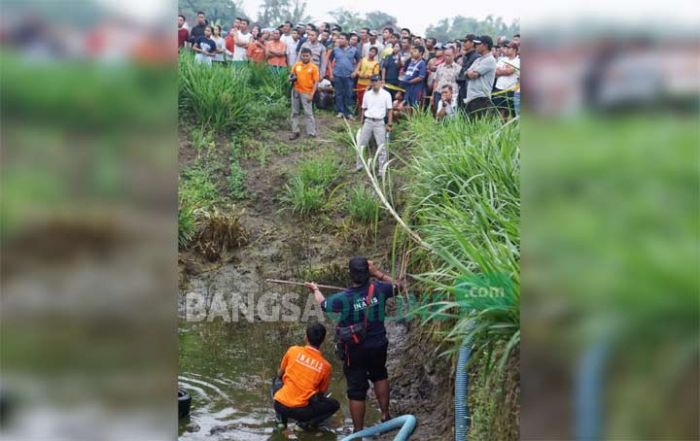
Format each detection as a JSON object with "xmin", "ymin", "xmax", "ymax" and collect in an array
[
  {"xmin": 340, "ymin": 415, "xmax": 417, "ymax": 441},
  {"xmin": 455, "ymin": 343, "xmax": 471, "ymax": 441},
  {"xmin": 575, "ymin": 340, "xmax": 610, "ymax": 441}
]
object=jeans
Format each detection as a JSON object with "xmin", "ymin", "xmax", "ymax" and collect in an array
[{"xmin": 333, "ymin": 76, "xmax": 354, "ymax": 116}]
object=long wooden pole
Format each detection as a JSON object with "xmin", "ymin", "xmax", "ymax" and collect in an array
[{"xmin": 265, "ymin": 279, "xmax": 345, "ymax": 291}]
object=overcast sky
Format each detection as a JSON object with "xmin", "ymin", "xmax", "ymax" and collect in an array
[
  {"xmin": 237, "ymin": 0, "xmax": 519, "ymax": 35},
  {"xmin": 98, "ymin": 0, "xmax": 699, "ymax": 30}
]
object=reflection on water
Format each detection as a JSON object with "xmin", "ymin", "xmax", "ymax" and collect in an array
[{"xmin": 178, "ymin": 320, "xmax": 380, "ymax": 440}]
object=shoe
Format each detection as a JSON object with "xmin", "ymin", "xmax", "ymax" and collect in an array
[
  {"xmin": 346, "ymin": 114, "xmax": 356, "ymax": 121},
  {"xmin": 289, "ymin": 132, "xmax": 300, "ymax": 140},
  {"xmin": 294, "ymin": 422, "xmax": 314, "ymax": 432},
  {"xmin": 336, "ymin": 113, "xmax": 344, "ymax": 118},
  {"xmin": 308, "ymin": 134, "xmax": 317, "ymax": 138},
  {"xmin": 275, "ymin": 411, "xmax": 286, "ymax": 429}
]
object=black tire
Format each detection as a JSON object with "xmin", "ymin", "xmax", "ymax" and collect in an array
[{"xmin": 178, "ymin": 388, "xmax": 192, "ymax": 419}]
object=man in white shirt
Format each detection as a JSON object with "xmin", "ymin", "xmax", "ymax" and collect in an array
[
  {"xmin": 280, "ymin": 20, "xmax": 298, "ymax": 65},
  {"xmin": 362, "ymin": 30, "xmax": 383, "ymax": 58},
  {"xmin": 233, "ymin": 18, "xmax": 251, "ymax": 62},
  {"xmin": 493, "ymin": 41, "xmax": 520, "ymax": 119},
  {"xmin": 356, "ymin": 75, "xmax": 393, "ymax": 176}
]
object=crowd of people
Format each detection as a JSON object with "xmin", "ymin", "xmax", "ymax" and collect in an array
[{"xmin": 178, "ymin": 11, "xmax": 520, "ymax": 174}]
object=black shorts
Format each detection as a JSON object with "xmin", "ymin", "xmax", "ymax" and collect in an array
[{"xmin": 343, "ymin": 343, "xmax": 389, "ymax": 401}]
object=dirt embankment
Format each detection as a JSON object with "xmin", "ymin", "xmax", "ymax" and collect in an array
[{"xmin": 179, "ymin": 112, "xmax": 453, "ymax": 440}]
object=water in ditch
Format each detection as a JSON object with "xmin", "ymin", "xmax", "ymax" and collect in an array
[{"xmin": 177, "ymin": 273, "xmax": 382, "ymax": 440}]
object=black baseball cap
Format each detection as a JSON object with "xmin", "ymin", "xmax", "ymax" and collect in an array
[
  {"xmin": 473, "ymin": 35, "xmax": 493, "ymax": 48},
  {"xmin": 370, "ymin": 74, "xmax": 381, "ymax": 82},
  {"xmin": 464, "ymin": 33, "xmax": 476, "ymax": 42}
]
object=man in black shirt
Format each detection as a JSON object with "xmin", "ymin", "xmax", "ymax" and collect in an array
[
  {"xmin": 307, "ymin": 257, "xmax": 402, "ymax": 433},
  {"xmin": 457, "ymin": 34, "xmax": 481, "ymax": 109},
  {"xmin": 188, "ymin": 11, "xmax": 207, "ymax": 44}
]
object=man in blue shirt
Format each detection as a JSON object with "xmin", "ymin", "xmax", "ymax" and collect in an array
[
  {"xmin": 401, "ymin": 45, "xmax": 427, "ymax": 107},
  {"xmin": 306, "ymin": 257, "xmax": 402, "ymax": 433},
  {"xmin": 328, "ymin": 33, "xmax": 361, "ymax": 119}
]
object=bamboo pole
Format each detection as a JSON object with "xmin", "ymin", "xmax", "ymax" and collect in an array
[{"xmin": 265, "ymin": 279, "xmax": 345, "ymax": 291}]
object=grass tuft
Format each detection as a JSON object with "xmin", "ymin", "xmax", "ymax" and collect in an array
[{"xmin": 347, "ymin": 185, "xmax": 381, "ymax": 224}]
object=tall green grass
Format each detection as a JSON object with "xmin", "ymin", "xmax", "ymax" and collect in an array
[
  {"xmin": 348, "ymin": 186, "xmax": 381, "ymax": 224},
  {"xmin": 399, "ymin": 113, "xmax": 520, "ymax": 367},
  {"xmin": 280, "ymin": 156, "xmax": 343, "ymax": 216},
  {"xmin": 296, "ymin": 156, "xmax": 342, "ymax": 188},
  {"xmin": 178, "ymin": 53, "xmax": 290, "ymax": 134}
]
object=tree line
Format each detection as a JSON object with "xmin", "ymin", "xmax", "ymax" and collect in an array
[{"xmin": 179, "ymin": 0, "xmax": 519, "ymax": 39}]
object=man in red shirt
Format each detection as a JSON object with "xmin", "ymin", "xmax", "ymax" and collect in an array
[
  {"xmin": 273, "ymin": 323, "xmax": 339, "ymax": 430},
  {"xmin": 177, "ymin": 14, "xmax": 189, "ymax": 50}
]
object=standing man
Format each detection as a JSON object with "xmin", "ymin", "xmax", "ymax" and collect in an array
[
  {"xmin": 289, "ymin": 48, "xmax": 319, "ymax": 140},
  {"xmin": 273, "ymin": 323, "xmax": 340, "ymax": 431},
  {"xmin": 424, "ymin": 37, "xmax": 437, "ymax": 61},
  {"xmin": 456, "ymin": 34, "xmax": 481, "ymax": 109},
  {"xmin": 232, "ymin": 18, "xmax": 251, "ymax": 63},
  {"xmin": 266, "ymin": 29, "xmax": 288, "ymax": 69},
  {"xmin": 299, "ymin": 29, "xmax": 327, "ymax": 79},
  {"xmin": 362, "ymin": 30, "xmax": 382, "ymax": 58},
  {"xmin": 381, "ymin": 27, "xmax": 394, "ymax": 58},
  {"xmin": 285, "ymin": 26, "xmax": 301, "ymax": 66},
  {"xmin": 280, "ymin": 21, "xmax": 293, "ymax": 42},
  {"xmin": 465, "ymin": 35, "xmax": 497, "ymax": 118},
  {"xmin": 188, "ymin": 11, "xmax": 207, "ymax": 44},
  {"xmin": 355, "ymin": 75, "xmax": 393, "ymax": 176},
  {"xmin": 493, "ymin": 41, "xmax": 520, "ymax": 119},
  {"xmin": 359, "ymin": 27, "xmax": 370, "ymax": 52},
  {"xmin": 177, "ymin": 14, "xmax": 189, "ymax": 50},
  {"xmin": 307, "ymin": 257, "xmax": 401, "ymax": 433},
  {"xmin": 328, "ymin": 33, "xmax": 361, "ymax": 119},
  {"xmin": 398, "ymin": 37, "xmax": 411, "ymax": 68},
  {"xmin": 401, "ymin": 45, "xmax": 427, "ymax": 107},
  {"xmin": 433, "ymin": 47, "xmax": 460, "ymax": 110}
]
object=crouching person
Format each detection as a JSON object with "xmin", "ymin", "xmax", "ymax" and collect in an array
[{"xmin": 273, "ymin": 323, "xmax": 340, "ymax": 431}]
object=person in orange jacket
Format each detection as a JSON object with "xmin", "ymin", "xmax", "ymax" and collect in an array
[{"xmin": 273, "ymin": 323, "xmax": 340, "ymax": 431}]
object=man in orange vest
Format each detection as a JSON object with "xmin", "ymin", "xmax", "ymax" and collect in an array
[
  {"xmin": 273, "ymin": 323, "xmax": 340, "ymax": 430},
  {"xmin": 289, "ymin": 47, "xmax": 320, "ymax": 140}
]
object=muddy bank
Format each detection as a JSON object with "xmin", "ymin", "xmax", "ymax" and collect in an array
[{"xmin": 178, "ymin": 112, "xmax": 453, "ymax": 440}]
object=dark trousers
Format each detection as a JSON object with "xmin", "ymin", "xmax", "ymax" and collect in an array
[
  {"xmin": 333, "ymin": 76, "xmax": 354, "ymax": 116},
  {"xmin": 466, "ymin": 96, "xmax": 496, "ymax": 119},
  {"xmin": 274, "ymin": 394, "xmax": 340, "ymax": 426}
]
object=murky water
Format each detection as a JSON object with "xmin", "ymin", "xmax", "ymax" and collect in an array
[{"xmin": 178, "ymin": 319, "xmax": 382, "ymax": 441}]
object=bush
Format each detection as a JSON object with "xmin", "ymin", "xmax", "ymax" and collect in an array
[
  {"xmin": 348, "ymin": 186, "xmax": 381, "ymax": 224},
  {"xmin": 280, "ymin": 176, "xmax": 325, "ymax": 216},
  {"xmin": 297, "ymin": 156, "xmax": 342, "ymax": 188}
]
